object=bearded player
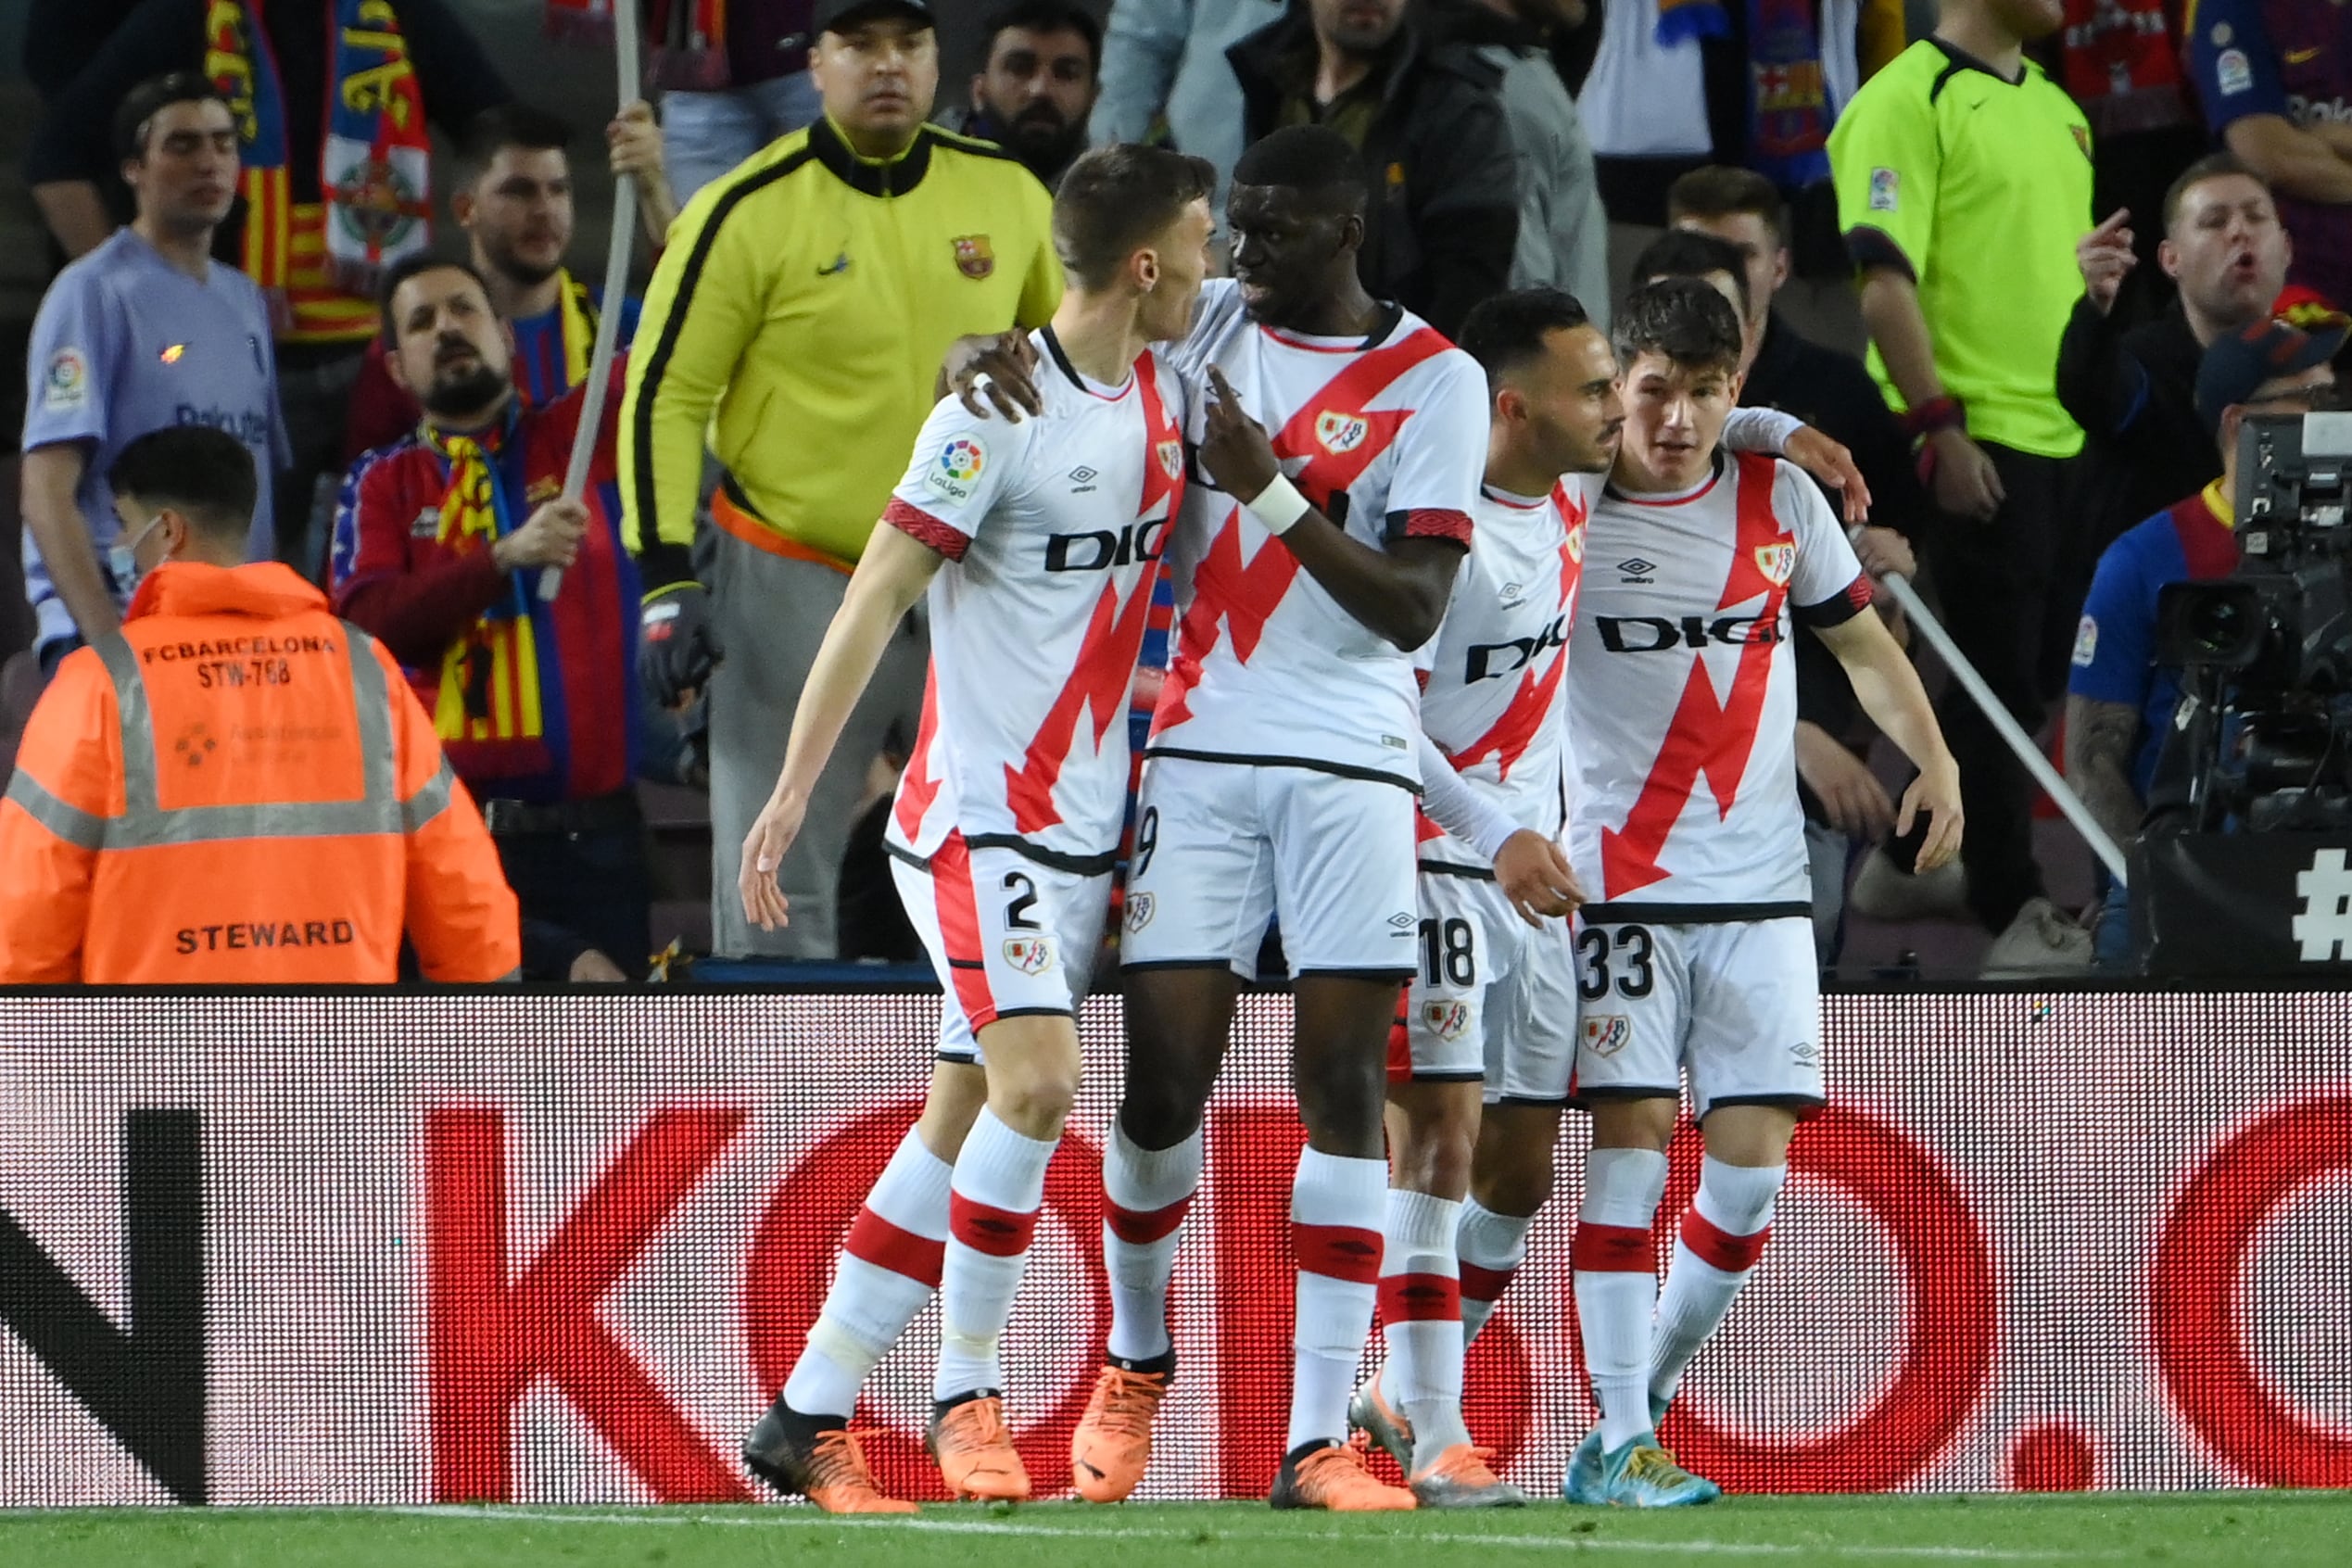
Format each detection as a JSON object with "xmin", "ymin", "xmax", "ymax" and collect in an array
[
  {"xmin": 735, "ymin": 144, "xmax": 1215, "ymax": 1513},
  {"xmin": 1561, "ymin": 278, "xmax": 1961, "ymax": 1507}
]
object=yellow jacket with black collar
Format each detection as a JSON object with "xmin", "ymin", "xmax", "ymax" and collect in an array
[{"xmin": 620, "ymin": 116, "xmax": 1060, "ymax": 585}]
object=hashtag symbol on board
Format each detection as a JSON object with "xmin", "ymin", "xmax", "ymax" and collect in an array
[{"xmin": 2290, "ymin": 849, "xmax": 2352, "ymax": 960}]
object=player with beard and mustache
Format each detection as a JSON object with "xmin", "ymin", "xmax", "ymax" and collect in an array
[
  {"xmin": 955, "ymin": 2, "xmax": 1101, "ymax": 190},
  {"xmin": 329, "ymin": 256, "xmax": 651, "ymax": 987}
]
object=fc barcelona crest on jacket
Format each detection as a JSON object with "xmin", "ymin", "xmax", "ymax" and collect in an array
[{"xmin": 954, "ymin": 234, "xmax": 995, "ymax": 279}]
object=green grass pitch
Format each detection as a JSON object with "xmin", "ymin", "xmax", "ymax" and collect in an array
[{"xmin": 3, "ymin": 1496, "xmax": 2347, "ymax": 1568}]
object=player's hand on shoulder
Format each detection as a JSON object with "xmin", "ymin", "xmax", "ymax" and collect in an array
[
  {"xmin": 1199, "ymin": 366, "xmax": 1282, "ymax": 501},
  {"xmin": 1495, "ymin": 828, "xmax": 1585, "ymax": 929},
  {"xmin": 1898, "ymin": 756, "xmax": 1965, "ymax": 872},
  {"xmin": 1784, "ymin": 426, "xmax": 1871, "ymax": 525},
  {"xmin": 942, "ymin": 331, "xmax": 1043, "ymax": 422},
  {"xmin": 739, "ymin": 789, "xmax": 808, "ymax": 932}
]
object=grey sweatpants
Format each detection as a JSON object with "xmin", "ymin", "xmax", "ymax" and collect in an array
[{"xmin": 707, "ymin": 527, "xmax": 927, "ymax": 958}]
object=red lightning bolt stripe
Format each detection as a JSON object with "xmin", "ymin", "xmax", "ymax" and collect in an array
[{"xmin": 1598, "ymin": 454, "xmax": 1792, "ymax": 898}]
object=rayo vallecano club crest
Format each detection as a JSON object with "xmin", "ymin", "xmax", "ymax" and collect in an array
[
  {"xmin": 1003, "ymin": 935, "xmax": 1054, "ymax": 975},
  {"xmin": 1564, "ymin": 518, "xmax": 1586, "ymax": 563},
  {"xmin": 1582, "ymin": 1014, "xmax": 1631, "ymax": 1057},
  {"xmin": 1422, "ymin": 1000, "xmax": 1471, "ymax": 1043},
  {"xmin": 1315, "ymin": 411, "xmax": 1368, "ymax": 455},
  {"xmin": 1753, "ymin": 540, "xmax": 1796, "ymax": 586},
  {"xmin": 1157, "ymin": 439, "xmax": 1183, "ymax": 479}
]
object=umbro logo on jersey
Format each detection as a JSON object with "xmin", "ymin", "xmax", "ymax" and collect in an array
[
  {"xmin": 1617, "ymin": 557, "xmax": 1657, "ymax": 583},
  {"xmin": 1753, "ymin": 541, "xmax": 1796, "ymax": 586},
  {"xmin": 1387, "ymin": 911, "xmax": 1416, "ymax": 929},
  {"xmin": 1315, "ymin": 411, "xmax": 1369, "ymax": 455},
  {"xmin": 1070, "ymin": 466, "xmax": 1099, "ymax": 493}
]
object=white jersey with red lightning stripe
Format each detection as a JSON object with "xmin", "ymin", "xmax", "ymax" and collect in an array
[
  {"xmin": 882, "ymin": 328, "xmax": 1188, "ymax": 869},
  {"xmin": 1414, "ymin": 478, "xmax": 1591, "ymax": 869},
  {"xmin": 1566, "ymin": 450, "xmax": 1870, "ymax": 916},
  {"xmin": 1149, "ymin": 279, "xmax": 1488, "ymax": 788}
]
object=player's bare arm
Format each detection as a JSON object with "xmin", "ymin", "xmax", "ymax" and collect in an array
[
  {"xmin": 740, "ymin": 524, "xmax": 944, "ymax": 930},
  {"xmin": 1415, "ymin": 732, "xmax": 1583, "ymax": 926},
  {"xmin": 1814, "ymin": 609, "xmax": 1964, "ymax": 871},
  {"xmin": 1200, "ymin": 365, "xmax": 1461, "ymax": 650},
  {"xmin": 2064, "ymin": 694, "xmax": 2145, "ymax": 854}
]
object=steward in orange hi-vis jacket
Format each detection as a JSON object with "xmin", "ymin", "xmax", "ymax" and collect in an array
[{"xmin": 0, "ymin": 427, "xmax": 519, "ymax": 983}]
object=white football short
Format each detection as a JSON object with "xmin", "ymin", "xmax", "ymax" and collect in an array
[
  {"xmin": 1389, "ymin": 868, "xmax": 1580, "ymax": 1105},
  {"xmin": 1119, "ymin": 753, "xmax": 1420, "ymax": 979},
  {"xmin": 891, "ymin": 832, "xmax": 1110, "ymax": 1065},
  {"xmin": 1570, "ymin": 916, "xmax": 1824, "ymax": 1120}
]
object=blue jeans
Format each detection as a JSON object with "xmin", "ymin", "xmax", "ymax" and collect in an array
[{"xmin": 663, "ymin": 72, "xmax": 823, "ymax": 204}]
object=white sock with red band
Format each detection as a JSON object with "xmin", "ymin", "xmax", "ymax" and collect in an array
[
  {"xmin": 1572, "ymin": 1147, "xmax": 1670, "ymax": 1451},
  {"xmin": 1650, "ymin": 1157, "xmax": 1784, "ymax": 1409},
  {"xmin": 1288, "ymin": 1147, "xmax": 1387, "ymax": 1454},
  {"xmin": 1379, "ymin": 1187, "xmax": 1469, "ymax": 1463},
  {"xmin": 935, "ymin": 1109, "xmax": 1057, "ymax": 1401},
  {"xmin": 784, "ymin": 1127, "xmax": 954, "ymax": 1420},
  {"xmin": 1101, "ymin": 1121, "xmax": 1202, "ymax": 1364},
  {"xmin": 1456, "ymin": 1198, "xmax": 1533, "ymax": 1347}
]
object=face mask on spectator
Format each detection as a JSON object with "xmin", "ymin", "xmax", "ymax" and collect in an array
[{"xmin": 107, "ymin": 512, "xmax": 169, "ymax": 596}]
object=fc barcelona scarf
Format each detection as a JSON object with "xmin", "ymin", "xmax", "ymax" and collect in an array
[
  {"xmin": 1654, "ymin": 0, "xmax": 1835, "ymax": 191},
  {"xmin": 207, "ymin": 0, "xmax": 434, "ymax": 320},
  {"xmin": 424, "ymin": 425, "xmax": 547, "ymax": 746}
]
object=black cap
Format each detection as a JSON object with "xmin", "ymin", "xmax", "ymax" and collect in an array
[
  {"xmin": 813, "ymin": 0, "xmax": 935, "ymax": 34},
  {"xmin": 2195, "ymin": 318, "xmax": 2348, "ymax": 435}
]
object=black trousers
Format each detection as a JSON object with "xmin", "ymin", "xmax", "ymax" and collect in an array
[
  {"xmin": 1922, "ymin": 442, "xmax": 2084, "ymax": 932},
  {"xmin": 492, "ymin": 804, "xmax": 655, "ymax": 980}
]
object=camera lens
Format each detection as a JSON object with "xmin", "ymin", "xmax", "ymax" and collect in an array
[{"xmin": 2192, "ymin": 597, "xmax": 2246, "ymax": 656}]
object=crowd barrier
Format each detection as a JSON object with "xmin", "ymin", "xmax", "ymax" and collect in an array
[{"xmin": 0, "ymin": 988, "xmax": 2345, "ymax": 1504}]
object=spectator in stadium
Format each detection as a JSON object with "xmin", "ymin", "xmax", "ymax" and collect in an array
[
  {"xmin": 621, "ymin": 0, "xmax": 1059, "ymax": 961},
  {"xmin": 649, "ymin": 0, "xmax": 824, "ymax": 205},
  {"xmin": 2185, "ymin": 0, "xmax": 2352, "ymax": 313},
  {"xmin": 342, "ymin": 102, "xmax": 673, "ymax": 463},
  {"xmin": 2066, "ymin": 321, "xmax": 2340, "ymax": 968},
  {"xmin": 1628, "ymin": 222, "xmax": 1923, "ymax": 960},
  {"xmin": 1227, "ymin": 0, "xmax": 1523, "ymax": 335},
  {"xmin": 332, "ymin": 257, "xmax": 647, "ymax": 983},
  {"xmin": 19, "ymin": 74, "xmax": 285, "ymax": 683},
  {"xmin": 1090, "ymin": 0, "xmax": 1284, "ymax": 219},
  {"xmin": 25, "ymin": 0, "xmax": 514, "ymax": 575},
  {"xmin": 0, "ymin": 426, "xmax": 520, "ymax": 985},
  {"xmin": 2058, "ymin": 155, "xmax": 2295, "ymax": 558},
  {"xmin": 946, "ymin": 3, "xmax": 1102, "ymax": 192},
  {"xmin": 1424, "ymin": 0, "xmax": 1611, "ymax": 322},
  {"xmin": 1828, "ymin": 0, "xmax": 2095, "ymax": 974}
]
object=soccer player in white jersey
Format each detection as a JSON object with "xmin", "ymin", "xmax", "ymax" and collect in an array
[
  {"xmin": 1560, "ymin": 277, "xmax": 1963, "ymax": 1508},
  {"xmin": 1345, "ymin": 288, "xmax": 1852, "ymax": 1508},
  {"xmin": 733, "ymin": 144, "xmax": 1216, "ymax": 1514},
  {"xmin": 945, "ymin": 124, "xmax": 1579, "ymax": 1512}
]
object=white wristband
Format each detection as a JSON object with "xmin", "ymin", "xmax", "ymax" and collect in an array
[{"xmin": 1246, "ymin": 474, "xmax": 1310, "ymax": 535}]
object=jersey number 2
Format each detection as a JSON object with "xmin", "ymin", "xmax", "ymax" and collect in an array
[{"xmin": 1002, "ymin": 872, "xmax": 1041, "ymax": 931}]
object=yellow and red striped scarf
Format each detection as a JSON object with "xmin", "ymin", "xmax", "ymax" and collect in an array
[{"xmin": 426, "ymin": 430, "xmax": 545, "ymax": 744}]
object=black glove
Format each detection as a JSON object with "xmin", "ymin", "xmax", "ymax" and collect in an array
[{"xmin": 639, "ymin": 583, "xmax": 718, "ymax": 709}]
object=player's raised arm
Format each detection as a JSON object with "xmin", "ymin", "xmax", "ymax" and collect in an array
[
  {"xmin": 1199, "ymin": 366, "xmax": 1463, "ymax": 650},
  {"xmin": 739, "ymin": 524, "xmax": 944, "ymax": 931}
]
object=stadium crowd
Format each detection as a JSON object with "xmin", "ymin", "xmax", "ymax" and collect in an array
[
  {"xmin": 6, "ymin": 0, "xmax": 2340, "ymax": 984},
  {"xmin": 1, "ymin": 0, "xmax": 2345, "ymax": 1520}
]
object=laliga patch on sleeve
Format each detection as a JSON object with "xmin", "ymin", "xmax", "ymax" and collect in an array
[
  {"xmin": 2073, "ymin": 613, "xmax": 2099, "ymax": 667},
  {"xmin": 1868, "ymin": 168, "xmax": 1899, "ymax": 213},
  {"xmin": 926, "ymin": 434, "xmax": 987, "ymax": 505},
  {"xmin": 2217, "ymin": 47, "xmax": 2253, "ymax": 96},
  {"xmin": 43, "ymin": 348, "xmax": 89, "ymax": 411}
]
